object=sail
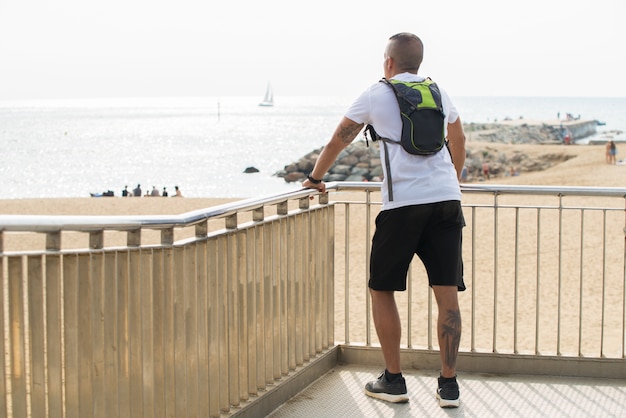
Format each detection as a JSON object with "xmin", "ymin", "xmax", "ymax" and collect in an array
[{"xmin": 259, "ymin": 82, "xmax": 273, "ymax": 107}]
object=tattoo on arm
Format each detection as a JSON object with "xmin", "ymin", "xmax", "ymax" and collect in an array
[{"xmin": 338, "ymin": 123, "xmax": 364, "ymax": 145}]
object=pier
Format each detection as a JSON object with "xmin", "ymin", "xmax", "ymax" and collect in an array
[{"xmin": 498, "ymin": 118, "xmax": 598, "ymax": 140}]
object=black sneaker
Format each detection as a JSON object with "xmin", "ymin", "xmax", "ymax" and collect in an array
[
  {"xmin": 364, "ymin": 371, "xmax": 409, "ymax": 403},
  {"xmin": 436, "ymin": 375, "xmax": 460, "ymax": 408}
]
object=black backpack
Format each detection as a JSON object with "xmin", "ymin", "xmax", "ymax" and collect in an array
[
  {"xmin": 363, "ymin": 77, "xmax": 447, "ymax": 201},
  {"xmin": 365, "ymin": 77, "xmax": 445, "ymax": 155}
]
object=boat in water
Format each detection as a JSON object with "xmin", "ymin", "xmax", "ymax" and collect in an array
[{"xmin": 259, "ymin": 82, "xmax": 273, "ymax": 107}]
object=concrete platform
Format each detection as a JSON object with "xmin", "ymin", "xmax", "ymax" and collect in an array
[{"xmin": 267, "ymin": 364, "xmax": 626, "ymax": 417}]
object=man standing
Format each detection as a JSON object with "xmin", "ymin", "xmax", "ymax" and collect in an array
[{"xmin": 303, "ymin": 32, "xmax": 466, "ymax": 408}]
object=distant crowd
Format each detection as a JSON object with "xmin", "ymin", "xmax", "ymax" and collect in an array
[{"xmin": 121, "ymin": 184, "xmax": 183, "ymax": 197}]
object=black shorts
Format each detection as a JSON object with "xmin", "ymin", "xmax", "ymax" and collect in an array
[{"xmin": 369, "ymin": 200, "xmax": 466, "ymax": 292}]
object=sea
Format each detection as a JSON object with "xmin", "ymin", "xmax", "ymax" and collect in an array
[{"xmin": 1, "ymin": 96, "xmax": 625, "ymax": 200}]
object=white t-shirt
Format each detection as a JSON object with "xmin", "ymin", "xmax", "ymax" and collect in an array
[{"xmin": 345, "ymin": 73, "xmax": 462, "ymax": 210}]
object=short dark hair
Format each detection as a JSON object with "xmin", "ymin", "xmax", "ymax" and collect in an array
[{"xmin": 388, "ymin": 32, "xmax": 424, "ymax": 73}]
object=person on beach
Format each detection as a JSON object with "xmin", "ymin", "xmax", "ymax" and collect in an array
[
  {"xmin": 133, "ymin": 184, "xmax": 142, "ymax": 197},
  {"xmin": 174, "ymin": 185, "xmax": 183, "ymax": 197},
  {"xmin": 162, "ymin": 187, "xmax": 168, "ymax": 197},
  {"xmin": 606, "ymin": 140, "xmax": 617, "ymax": 164},
  {"xmin": 303, "ymin": 32, "xmax": 466, "ymax": 408}
]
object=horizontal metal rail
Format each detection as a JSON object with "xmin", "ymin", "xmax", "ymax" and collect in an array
[{"xmin": 2, "ymin": 183, "xmax": 625, "ymax": 233}]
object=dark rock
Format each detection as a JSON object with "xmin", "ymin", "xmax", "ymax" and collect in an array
[
  {"xmin": 331, "ymin": 164, "xmax": 352, "ymax": 175},
  {"xmin": 284, "ymin": 172, "xmax": 306, "ymax": 183},
  {"xmin": 338, "ymin": 155, "xmax": 359, "ymax": 166},
  {"xmin": 370, "ymin": 166, "xmax": 384, "ymax": 178},
  {"xmin": 296, "ymin": 159, "xmax": 315, "ymax": 172},
  {"xmin": 351, "ymin": 167, "xmax": 370, "ymax": 176},
  {"xmin": 284, "ymin": 163, "xmax": 298, "ymax": 173},
  {"xmin": 326, "ymin": 173, "xmax": 348, "ymax": 181},
  {"xmin": 244, "ymin": 166, "xmax": 260, "ymax": 173}
]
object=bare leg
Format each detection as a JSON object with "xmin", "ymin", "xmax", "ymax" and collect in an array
[
  {"xmin": 432, "ymin": 285, "xmax": 461, "ymax": 378},
  {"xmin": 370, "ymin": 289, "xmax": 401, "ymax": 374}
]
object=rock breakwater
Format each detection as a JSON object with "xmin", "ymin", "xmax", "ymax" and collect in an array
[{"xmin": 276, "ymin": 122, "xmax": 578, "ymax": 183}]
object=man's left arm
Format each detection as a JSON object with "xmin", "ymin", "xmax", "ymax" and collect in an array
[{"xmin": 446, "ymin": 117, "xmax": 466, "ymax": 180}]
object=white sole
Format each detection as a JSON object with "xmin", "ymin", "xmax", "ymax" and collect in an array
[
  {"xmin": 364, "ymin": 389, "xmax": 409, "ymax": 403},
  {"xmin": 436, "ymin": 393, "xmax": 460, "ymax": 408}
]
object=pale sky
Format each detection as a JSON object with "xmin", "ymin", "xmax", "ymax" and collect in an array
[{"xmin": 0, "ymin": 0, "xmax": 624, "ymax": 100}]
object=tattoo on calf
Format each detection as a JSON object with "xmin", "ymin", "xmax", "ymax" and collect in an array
[{"xmin": 441, "ymin": 309, "xmax": 462, "ymax": 370}]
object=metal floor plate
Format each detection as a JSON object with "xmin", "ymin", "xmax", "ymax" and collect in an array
[{"xmin": 267, "ymin": 364, "xmax": 626, "ymax": 417}]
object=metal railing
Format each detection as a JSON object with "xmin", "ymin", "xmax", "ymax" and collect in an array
[
  {"xmin": 0, "ymin": 190, "xmax": 335, "ymax": 417},
  {"xmin": 0, "ymin": 183, "xmax": 625, "ymax": 417},
  {"xmin": 332, "ymin": 184, "xmax": 626, "ymax": 355},
  {"xmin": 460, "ymin": 185, "xmax": 626, "ymax": 359},
  {"xmin": 332, "ymin": 183, "xmax": 626, "ymax": 382}
]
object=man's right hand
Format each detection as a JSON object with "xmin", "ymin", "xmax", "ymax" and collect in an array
[{"xmin": 302, "ymin": 178, "xmax": 326, "ymax": 193}]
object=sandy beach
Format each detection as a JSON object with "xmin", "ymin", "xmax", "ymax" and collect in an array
[
  {"xmin": 1, "ymin": 140, "xmax": 620, "ymax": 247},
  {"xmin": 0, "ymin": 141, "xmax": 620, "ymax": 216},
  {"xmin": 1, "ymin": 141, "xmax": 624, "ymax": 355}
]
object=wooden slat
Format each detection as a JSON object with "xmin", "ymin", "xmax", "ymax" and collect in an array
[
  {"xmin": 45, "ymin": 254, "xmax": 63, "ymax": 418},
  {"xmin": 217, "ymin": 236, "xmax": 229, "ymax": 413},
  {"xmin": 116, "ymin": 251, "xmax": 131, "ymax": 416},
  {"xmin": 63, "ymin": 255, "xmax": 79, "ymax": 418},
  {"xmin": 278, "ymin": 218, "xmax": 288, "ymax": 377},
  {"xmin": 90, "ymin": 252, "xmax": 105, "ymax": 418},
  {"xmin": 77, "ymin": 253, "xmax": 93, "ymax": 418},
  {"xmin": 184, "ymin": 244, "xmax": 198, "ymax": 417},
  {"xmin": 128, "ymin": 249, "xmax": 143, "ymax": 417},
  {"xmin": 151, "ymin": 249, "xmax": 166, "ymax": 417},
  {"xmin": 264, "ymin": 222, "xmax": 275, "ymax": 385},
  {"xmin": 0, "ymin": 256, "xmax": 7, "ymax": 418},
  {"xmin": 207, "ymin": 237, "xmax": 221, "ymax": 417},
  {"xmin": 27, "ymin": 255, "xmax": 45, "ymax": 417},
  {"xmin": 227, "ymin": 233, "xmax": 240, "ymax": 407},
  {"xmin": 246, "ymin": 226, "xmax": 258, "ymax": 396},
  {"xmin": 162, "ymin": 248, "xmax": 176, "ymax": 418},
  {"xmin": 254, "ymin": 225, "xmax": 264, "ymax": 390},
  {"xmin": 237, "ymin": 230, "xmax": 249, "ymax": 402},
  {"xmin": 8, "ymin": 256, "xmax": 27, "ymax": 418},
  {"xmin": 173, "ymin": 246, "xmax": 187, "ymax": 417},
  {"xmin": 103, "ymin": 251, "xmax": 119, "ymax": 418},
  {"xmin": 140, "ymin": 249, "xmax": 155, "ymax": 418},
  {"xmin": 196, "ymin": 240, "xmax": 210, "ymax": 418}
]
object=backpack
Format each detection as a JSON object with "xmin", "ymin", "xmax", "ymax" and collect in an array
[
  {"xmin": 363, "ymin": 77, "xmax": 447, "ymax": 201},
  {"xmin": 365, "ymin": 77, "xmax": 445, "ymax": 155}
]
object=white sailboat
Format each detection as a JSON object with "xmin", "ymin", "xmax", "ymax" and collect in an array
[{"xmin": 259, "ymin": 82, "xmax": 273, "ymax": 107}]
